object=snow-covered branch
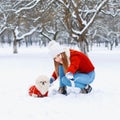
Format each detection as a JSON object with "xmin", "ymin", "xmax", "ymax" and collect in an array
[
  {"xmin": 58, "ymin": 0, "xmax": 70, "ymax": 8},
  {"xmin": 71, "ymin": 0, "xmax": 78, "ymax": 8},
  {"xmin": 41, "ymin": 32, "xmax": 52, "ymax": 41},
  {"xmin": 0, "ymin": 26, "xmax": 7, "ymax": 35},
  {"xmin": 15, "ymin": 0, "xmax": 41, "ymax": 14},
  {"xmin": 96, "ymin": 34, "xmax": 108, "ymax": 41},
  {"xmin": 15, "ymin": 27, "xmax": 38, "ymax": 40},
  {"xmin": 101, "ymin": 9, "xmax": 120, "ymax": 17},
  {"xmin": 72, "ymin": 0, "xmax": 108, "ymax": 35},
  {"xmin": 82, "ymin": 0, "xmax": 108, "ymax": 33}
]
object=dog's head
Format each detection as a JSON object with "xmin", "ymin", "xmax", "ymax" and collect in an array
[{"xmin": 35, "ymin": 75, "xmax": 50, "ymax": 95}]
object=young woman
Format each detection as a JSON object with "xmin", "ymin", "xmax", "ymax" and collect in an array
[{"xmin": 48, "ymin": 40, "xmax": 95, "ymax": 95}]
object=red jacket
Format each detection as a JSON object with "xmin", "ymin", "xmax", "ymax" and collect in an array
[
  {"xmin": 29, "ymin": 85, "xmax": 48, "ymax": 97},
  {"xmin": 52, "ymin": 49, "xmax": 95, "ymax": 79}
]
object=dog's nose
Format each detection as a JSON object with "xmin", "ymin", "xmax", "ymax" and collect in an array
[{"xmin": 42, "ymin": 82, "xmax": 45, "ymax": 85}]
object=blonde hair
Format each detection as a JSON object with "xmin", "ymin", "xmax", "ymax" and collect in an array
[{"xmin": 54, "ymin": 52, "xmax": 69, "ymax": 77}]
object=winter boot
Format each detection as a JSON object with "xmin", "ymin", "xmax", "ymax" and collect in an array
[
  {"xmin": 80, "ymin": 85, "xmax": 92, "ymax": 94},
  {"xmin": 58, "ymin": 86, "xmax": 67, "ymax": 95}
]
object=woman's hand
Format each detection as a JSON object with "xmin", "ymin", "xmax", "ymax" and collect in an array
[
  {"xmin": 65, "ymin": 72, "xmax": 74, "ymax": 80},
  {"xmin": 49, "ymin": 77, "xmax": 55, "ymax": 84},
  {"xmin": 65, "ymin": 72, "xmax": 75, "ymax": 87}
]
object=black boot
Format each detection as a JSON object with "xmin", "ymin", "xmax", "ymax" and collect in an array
[
  {"xmin": 80, "ymin": 85, "xmax": 92, "ymax": 94},
  {"xmin": 58, "ymin": 86, "xmax": 67, "ymax": 95}
]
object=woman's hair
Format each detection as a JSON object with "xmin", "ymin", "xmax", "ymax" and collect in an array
[{"xmin": 54, "ymin": 52, "xmax": 69, "ymax": 77}]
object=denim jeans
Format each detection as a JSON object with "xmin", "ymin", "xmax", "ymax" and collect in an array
[{"xmin": 58, "ymin": 65, "xmax": 95, "ymax": 88}]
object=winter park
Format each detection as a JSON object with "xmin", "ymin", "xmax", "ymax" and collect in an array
[{"xmin": 0, "ymin": 0, "xmax": 120, "ymax": 120}]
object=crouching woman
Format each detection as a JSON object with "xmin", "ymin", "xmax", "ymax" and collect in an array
[{"xmin": 48, "ymin": 40, "xmax": 95, "ymax": 95}]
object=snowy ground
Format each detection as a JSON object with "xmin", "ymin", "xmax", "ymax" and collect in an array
[{"xmin": 0, "ymin": 44, "xmax": 120, "ymax": 120}]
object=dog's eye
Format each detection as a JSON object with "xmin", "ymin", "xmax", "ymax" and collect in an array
[
  {"xmin": 39, "ymin": 81, "xmax": 46, "ymax": 83},
  {"xmin": 42, "ymin": 81, "xmax": 47, "ymax": 83}
]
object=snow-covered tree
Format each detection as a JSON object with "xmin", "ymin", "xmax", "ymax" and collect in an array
[
  {"xmin": 56, "ymin": 0, "xmax": 109, "ymax": 53},
  {"xmin": 0, "ymin": 0, "xmax": 119, "ymax": 53},
  {"xmin": 0, "ymin": 0, "xmax": 56, "ymax": 53},
  {"xmin": 89, "ymin": 0, "xmax": 120, "ymax": 50}
]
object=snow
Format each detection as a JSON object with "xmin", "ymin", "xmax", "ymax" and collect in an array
[{"xmin": 0, "ymin": 44, "xmax": 120, "ymax": 120}]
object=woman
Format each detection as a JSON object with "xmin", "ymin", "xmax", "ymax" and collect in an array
[{"xmin": 48, "ymin": 40, "xmax": 95, "ymax": 95}]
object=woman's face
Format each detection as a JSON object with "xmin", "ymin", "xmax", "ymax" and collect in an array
[{"xmin": 54, "ymin": 54, "xmax": 63, "ymax": 64}]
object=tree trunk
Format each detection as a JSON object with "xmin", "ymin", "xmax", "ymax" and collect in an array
[
  {"xmin": 13, "ymin": 30, "xmax": 18, "ymax": 54},
  {"xmin": 78, "ymin": 41, "xmax": 88, "ymax": 55}
]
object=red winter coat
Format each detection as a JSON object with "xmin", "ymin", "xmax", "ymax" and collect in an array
[
  {"xmin": 29, "ymin": 85, "xmax": 48, "ymax": 97},
  {"xmin": 52, "ymin": 49, "xmax": 95, "ymax": 80}
]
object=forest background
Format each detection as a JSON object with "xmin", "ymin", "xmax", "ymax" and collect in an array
[{"xmin": 0, "ymin": 0, "xmax": 120, "ymax": 53}]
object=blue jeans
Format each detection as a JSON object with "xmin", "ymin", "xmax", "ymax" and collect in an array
[{"xmin": 59, "ymin": 65, "xmax": 95, "ymax": 88}]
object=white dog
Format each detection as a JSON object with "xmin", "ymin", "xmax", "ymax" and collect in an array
[
  {"xmin": 29, "ymin": 75, "xmax": 50, "ymax": 97},
  {"xmin": 35, "ymin": 75, "xmax": 50, "ymax": 95}
]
